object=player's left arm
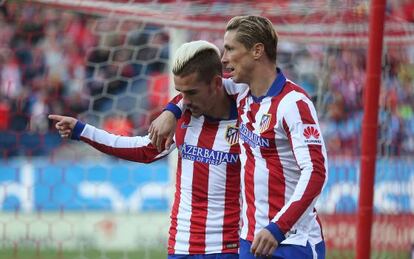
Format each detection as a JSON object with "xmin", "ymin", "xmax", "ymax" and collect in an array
[{"xmin": 262, "ymin": 94, "xmax": 328, "ymax": 246}]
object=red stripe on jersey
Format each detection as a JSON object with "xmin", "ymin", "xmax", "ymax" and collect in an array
[
  {"xmin": 168, "ymin": 156, "xmax": 182, "ymax": 254},
  {"xmin": 277, "ymin": 100, "xmax": 326, "ymax": 233},
  {"xmin": 244, "ymin": 101, "xmax": 260, "ymax": 241},
  {"xmin": 80, "ymin": 137, "xmax": 162, "ymax": 163},
  {"xmin": 168, "ymin": 114, "xmax": 191, "ymax": 254},
  {"xmin": 170, "ymin": 94, "xmax": 183, "ymax": 104},
  {"xmin": 259, "ymin": 99, "xmax": 285, "ymax": 221},
  {"xmin": 188, "ymin": 121, "xmax": 219, "ymax": 254},
  {"xmin": 222, "ymin": 143, "xmax": 241, "ymax": 253},
  {"xmin": 296, "ymin": 100, "xmax": 316, "ymax": 124}
]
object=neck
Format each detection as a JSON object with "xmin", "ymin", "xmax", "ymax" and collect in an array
[
  {"xmin": 249, "ymin": 62, "xmax": 277, "ymax": 97},
  {"xmin": 205, "ymin": 88, "xmax": 231, "ymax": 120}
]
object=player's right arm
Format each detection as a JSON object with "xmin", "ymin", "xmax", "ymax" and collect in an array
[
  {"xmin": 148, "ymin": 94, "xmax": 182, "ymax": 151},
  {"xmin": 222, "ymin": 78, "xmax": 249, "ymax": 97},
  {"xmin": 48, "ymin": 114, "xmax": 174, "ymax": 163}
]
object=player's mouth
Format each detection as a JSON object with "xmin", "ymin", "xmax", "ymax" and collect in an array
[{"xmin": 223, "ymin": 67, "xmax": 235, "ymax": 77}]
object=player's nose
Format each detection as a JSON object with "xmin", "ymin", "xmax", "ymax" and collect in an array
[
  {"xmin": 182, "ymin": 95, "xmax": 191, "ymax": 106},
  {"xmin": 221, "ymin": 54, "xmax": 228, "ymax": 64}
]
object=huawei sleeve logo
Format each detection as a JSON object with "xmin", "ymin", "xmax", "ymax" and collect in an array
[
  {"xmin": 302, "ymin": 125, "xmax": 322, "ymax": 145},
  {"xmin": 303, "ymin": 126, "xmax": 320, "ymax": 139}
]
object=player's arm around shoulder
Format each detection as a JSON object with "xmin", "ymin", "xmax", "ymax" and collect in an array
[{"xmin": 222, "ymin": 78, "xmax": 249, "ymax": 96}]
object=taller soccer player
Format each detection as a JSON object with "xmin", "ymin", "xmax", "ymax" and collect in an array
[
  {"xmin": 151, "ymin": 16, "xmax": 328, "ymax": 259},
  {"xmin": 49, "ymin": 40, "xmax": 242, "ymax": 259},
  {"xmin": 221, "ymin": 15, "xmax": 328, "ymax": 259}
]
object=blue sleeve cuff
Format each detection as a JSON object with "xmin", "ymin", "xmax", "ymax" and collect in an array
[
  {"xmin": 265, "ymin": 222, "xmax": 286, "ymax": 244},
  {"xmin": 164, "ymin": 103, "xmax": 182, "ymax": 119},
  {"xmin": 71, "ymin": 121, "xmax": 86, "ymax": 140}
]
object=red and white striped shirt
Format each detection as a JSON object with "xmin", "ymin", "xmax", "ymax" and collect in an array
[
  {"xmin": 71, "ymin": 96, "xmax": 241, "ymax": 255},
  {"xmin": 223, "ymin": 69, "xmax": 328, "ymax": 246}
]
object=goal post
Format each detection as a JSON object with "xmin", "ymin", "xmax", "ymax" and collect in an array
[{"xmin": 356, "ymin": 1, "xmax": 386, "ymax": 259}]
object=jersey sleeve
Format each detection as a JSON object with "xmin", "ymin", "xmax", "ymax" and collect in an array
[
  {"xmin": 71, "ymin": 121, "xmax": 175, "ymax": 163},
  {"xmin": 265, "ymin": 93, "xmax": 328, "ymax": 243},
  {"xmin": 222, "ymin": 78, "xmax": 249, "ymax": 97},
  {"xmin": 164, "ymin": 94, "xmax": 185, "ymax": 119}
]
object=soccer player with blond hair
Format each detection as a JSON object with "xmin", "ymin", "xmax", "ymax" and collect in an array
[{"xmin": 50, "ymin": 40, "xmax": 243, "ymax": 259}]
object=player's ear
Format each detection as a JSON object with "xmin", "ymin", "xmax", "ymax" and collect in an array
[
  {"xmin": 213, "ymin": 75, "xmax": 222, "ymax": 90},
  {"xmin": 252, "ymin": 43, "xmax": 265, "ymax": 60}
]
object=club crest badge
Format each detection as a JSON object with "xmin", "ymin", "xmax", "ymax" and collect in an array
[
  {"xmin": 259, "ymin": 114, "xmax": 272, "ymax": 133},
  {"xmin": 225, "ymin": 125, "xmax": 239, "ymax": 146}
]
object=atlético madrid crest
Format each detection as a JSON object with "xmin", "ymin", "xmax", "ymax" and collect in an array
[
  {"xmin": 225, "ymin": 125, "xmax": 239, "ymax": 146},
  {"xmin": 259, "ymin": 114, "xmax": 272, "ymax": 133}
]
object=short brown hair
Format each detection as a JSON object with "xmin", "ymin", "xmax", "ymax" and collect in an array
[
  {"xmin": 172, "ymin": 40, "xmax": 222, "ymax": 84},
  {"xmin": 226, "ymin": 15, "xmax": 278, "ymax": 63}
]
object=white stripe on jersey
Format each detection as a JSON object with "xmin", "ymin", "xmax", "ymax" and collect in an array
[
  {"xmin": 173, "ymin": 115, "xmax": 200, "ymax": 254},
  {"xmin": 252, "ymin": 97, "xmax": 271, "ymax": 234},
  {"xmin": 239, "ymin": 145, "xmax": 248, "ymax": 239}
]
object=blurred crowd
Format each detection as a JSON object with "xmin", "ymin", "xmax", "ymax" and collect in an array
[
  {"xmin": 0, "ymin": 2, "xmax": 169, "ymax": 157},
  {"xmin": 0, "ymin": 1, "xmax": 413, "ymax": 158}
]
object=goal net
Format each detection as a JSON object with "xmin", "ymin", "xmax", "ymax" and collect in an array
[{"xmin": 0, "ymin": 0, "xmax": 413, "ymax": 258}]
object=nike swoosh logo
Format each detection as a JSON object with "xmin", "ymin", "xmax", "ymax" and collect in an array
[{"xmin": 181, "ymin": 124, "xmax": 191, "ymax": 129}]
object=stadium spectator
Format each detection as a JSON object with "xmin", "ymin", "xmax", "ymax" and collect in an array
[
  {"xmin": 0, "ymin": 96, "xmax": 10, "ymax": 130},
  {"xmin": 102, "ymin": 114, "xmax": 134, "ymax": 136},
  {"xmin": 0, "ymin": 50, "xmax": 22, "ymax": 98}
]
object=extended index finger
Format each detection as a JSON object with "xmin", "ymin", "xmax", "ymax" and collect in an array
[{"xmin": 48, "ymin": 114, "xmax": 64, "ymax": 122}]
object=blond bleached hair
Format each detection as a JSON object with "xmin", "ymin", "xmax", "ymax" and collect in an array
[{"xmin": 172, "ymin": 40, "xmax": 222, "ymax": 83}]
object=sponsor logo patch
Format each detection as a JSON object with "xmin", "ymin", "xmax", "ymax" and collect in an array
[
  {"xmin": 239, "ymin": 124, "xmax": 270, "ymax": 148},
  {"xmin": 303, "ymin": 124, "xmax": 322, "ymax": 145},
  {"xmin": 178, "ymin": 143, "xmax": 239, "ymax": 165}
]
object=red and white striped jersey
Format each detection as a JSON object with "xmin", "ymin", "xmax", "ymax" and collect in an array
[
  {"xmin": 222, "ymin": 69, "xmax": 328, "ymax": 247},
  {"xmin": 167, "ymin": 70, "xmax": 328, "ymax": 247},
  {"xmin": 71, "ymin": 96, "xmax": 241, "ymax": 255}
]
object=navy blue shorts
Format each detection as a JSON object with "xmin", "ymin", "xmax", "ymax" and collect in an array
[
  {"xmin": 168, "ymin": 253, "xmax": 238, "ymax": 259},
  {"xmin": 239, "ymin": 238, "xmax": 325, "ymax": 259}
]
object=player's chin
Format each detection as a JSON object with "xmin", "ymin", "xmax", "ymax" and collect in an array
[
  {"xmin": 190, "ymin": 109, "xmax": 201, "ymax": 117},
  {"xmin": 192, "ymin": 112, "xmax": 202, "ymax": 118},
  {"xmin": 230, "ymin": 74, "xmax": 241, "ymax": 83}
]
